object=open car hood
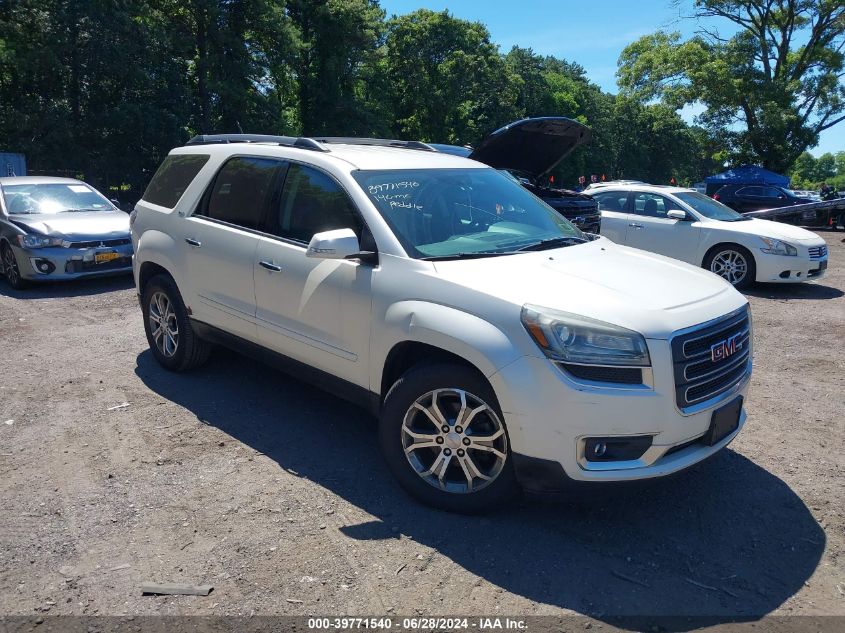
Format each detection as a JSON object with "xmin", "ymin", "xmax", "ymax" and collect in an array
[{"xmin": 467, "ymin": 117, "xmax": 592, "ymax": 179}]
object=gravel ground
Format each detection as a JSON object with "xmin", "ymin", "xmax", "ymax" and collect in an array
[{"xmin": 0, "ymin": 232, "xmax": 842, "ymax": 625}]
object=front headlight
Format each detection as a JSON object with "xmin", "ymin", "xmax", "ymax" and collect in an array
[
  {"xmin": 521, "ymin": 304, "xmax": 651, "ymax": 366},
  {"xmin": 15, "ymin": 234, "xmax": 64, "ymax": 248},
  {"xmin": 759, "ymin": 237, "xmax": 797, "ymax": 256}
]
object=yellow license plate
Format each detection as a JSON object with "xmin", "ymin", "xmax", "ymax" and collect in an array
[{"xmin": 95, "ymin": 251, "xmax": 120, "ymax": 264}]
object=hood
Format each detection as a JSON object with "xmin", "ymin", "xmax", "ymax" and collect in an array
[
  {"xmin": 11, "ymin": 210, "xmax": 130, "ymax": 240},
  {"xmin": 433, "ymin": 238, "xmax": 746, "ymax": 339},
  {"xmin": 468, "ymin": 117, "xmax": 592, "ymax": 179},
  {"xmin": 706, "ymin": 218, "xmax": 824, "ymax": 242}
]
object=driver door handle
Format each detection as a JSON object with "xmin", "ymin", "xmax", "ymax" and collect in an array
[
  {"xmin": 259, "ymin": 260, "xmax": 282, "ymax": 272},
  {"xmin": 185, "ymin": 237, "xmax": 201, "ymax": 247}
]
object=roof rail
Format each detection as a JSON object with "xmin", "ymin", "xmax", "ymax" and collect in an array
[
  {"xmin": 184, "ymin": 134, "xmax": 329, "ymax": 152},
  {"xmin": 312, "ymin": 137, "xmax": 436, "ymax": 152}
]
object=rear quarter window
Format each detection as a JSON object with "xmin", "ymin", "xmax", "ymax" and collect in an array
[{"xmin": 142, "ymin": 154, "xmax": 210, "ymax": 208}]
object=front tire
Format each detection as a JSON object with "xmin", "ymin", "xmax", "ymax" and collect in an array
[
  {"xmin": 704, "ymin": 245, "xmax": 756, "ymax": 290},
  {"xmin": 2, "ymin": 243, "xmax": 29, "ymax": 290},
  {"xmin": 141, "ymin": 274, "xmax": 211, "ymax": 371},
  {"xmin": 379, "ymin": 363, "xmax": 519, "ymax": 513}
]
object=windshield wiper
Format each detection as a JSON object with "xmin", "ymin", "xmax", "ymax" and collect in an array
[
  {"xmin": 516, "ymin": 236, "xmax": 588, "ymax": 251},
  {"xmin": 421, "ymin": 251, "xmax": 515, "ymax": 261}
]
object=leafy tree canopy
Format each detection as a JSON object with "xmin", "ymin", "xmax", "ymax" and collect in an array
[{"xmin": 618, "ymin": 0, "xmax": 845, "ymax": 173}]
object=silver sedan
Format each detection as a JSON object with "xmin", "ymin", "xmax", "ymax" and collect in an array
[{"xmin": 0, "ymin": 177, "xmax": 133, "ymax": 289}]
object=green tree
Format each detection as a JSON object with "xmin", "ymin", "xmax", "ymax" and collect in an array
[
  {"xmin": 0, "ymin": 0, "xmax": 193, "ymax": 193},
  {"xmin": 789, "ymin": 151, "xmax": 819, "ymax": 187},
  {"xmin": 287, "ymin": 0, "xmax": 386, "ymax": 136},
  {"xmin": 504, "ymin": 46, "xmax": 554, "ymax": 117},
  {"xmin": 618, "ymin": 0, "xmax": 845, "ymax": 173},
  {"xmin": 815, "ymin": 152, "xmax": 838, "ymax": 181},
  {"xmin": 384, "ymin": 9, "xmax": 520, "ymax": 144}
]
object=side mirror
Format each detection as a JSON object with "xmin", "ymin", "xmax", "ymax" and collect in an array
[
  {"xmin": 667, "ymin": 209, "xmax": 687, "ymax": 221},
  {"xmin": 306, "ymin": 228, "xmax": 361, "ymax": 260}
]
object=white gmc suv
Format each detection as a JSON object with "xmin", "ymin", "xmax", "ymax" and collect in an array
[{"xmin": 131, "ymin": 133, "xmax": 752, "ymax": 513}]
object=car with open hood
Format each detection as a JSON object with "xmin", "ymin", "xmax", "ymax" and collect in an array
[
  {"xmin": 0, "ymin": 176, "xmax": 133, "ymax": 289},
  {"xmin": 430, "ymin": 117, "xmax": 601, "ymax": 233},
  {"xmin": 131, "ymin": 134, "xmax": 751, "ymax": 513}
]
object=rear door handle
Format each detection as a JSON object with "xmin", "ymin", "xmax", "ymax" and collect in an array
[
  {"xmin": 628, "ymin": 222, "xmax": 644, "ymax": 229},
  {"xmin": 259, "ymin": 260, "xmax": 282, "ymax": 272},
  {"xmin": 185, "ymin": 237, "xmax": 201, "ymax": 247}
]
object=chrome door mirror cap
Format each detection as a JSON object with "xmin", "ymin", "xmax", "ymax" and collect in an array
[{"xmin": 306, "ymin": 228, "xmax": 360, "ymax": 259}]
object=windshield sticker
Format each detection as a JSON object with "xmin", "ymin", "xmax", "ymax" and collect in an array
[{"xmin": 67, "ymin": 185, "xmax": 90, "ymax": 193}]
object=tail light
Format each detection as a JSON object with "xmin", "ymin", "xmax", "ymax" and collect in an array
[{"xmin": 712, "ymin": 193, "xmax": 721, "ymax": 201}]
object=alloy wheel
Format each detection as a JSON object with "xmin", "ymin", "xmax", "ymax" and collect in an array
[
  {"xmin": 401, "ymin": 388, "xmax": 508, "ymax": 494},
  {"xmin": 3, "ymin": 247, "xmax": 20, "ymax": 286},
  {"xmin": 148, "ymin": 291, "xmax": 179, "ymax": 358},
  {"xmin": 710, "ymin": 249, "xmax": 748, "ymax": 286}
]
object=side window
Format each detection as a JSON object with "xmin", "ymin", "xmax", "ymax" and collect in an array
[
  {"xmin": 737, "ymin": 186, "xmax": 763, "ymax": 197},
  {"xmin": 592, "ymin": 192, "xmax": 628, "ymax": 212},
  {"xmin": 764, "ymin": 187, "xmax": 783, "ymax": 198},
  {"xmin": 632, "ymin": 193, "xmax": 671, "ymax": 218},
  {"xmin": 143, "ymin": 154, "xmax": 210, "ymax": 208},
  {"xmin": 200, "ymin": 156, "xmax": 280, "ymax": 230},
  {"xmin": 267, "ymin": 163, "xmax": 363, "ymax": 243}
]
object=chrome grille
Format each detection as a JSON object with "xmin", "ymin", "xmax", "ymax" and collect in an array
[
  {"xmin": 65, "ymin": 238, "xmax": 131, "ymax": 249},
  {"xmin": 808, "ymin": 245, "xmax": 827, "ymax": 259},
  {"xmin": 671, "ymin": 307, "xmax": 751, "ymax": 410}
]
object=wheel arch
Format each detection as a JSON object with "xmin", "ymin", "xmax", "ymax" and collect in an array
[
  {"xmin": 380, "ymin": 341, "xmax": 489, "ymax": 404},
  {"xmin": 375, "ymin": 300, "xmax": 524, "ymax": 404},
  {"xmin": 702, "ymin": 241, "xmax": 758, "ymax": 283},
  {"xmin": 0, "ymin": 236, "xmax": 12, "ymax": 274},
  {"xmin": 135, "ymin": 230, "xmax": 183, "ymax": 295}
]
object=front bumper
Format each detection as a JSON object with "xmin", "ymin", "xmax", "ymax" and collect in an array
[
  {"xmin": 11, "ymin": 242, "xmax": 134, "ymax": 281},
  {"xmin": 489, "ymin": 339, "xmax": 750, "ymax": 490},
  {"xmin": 755, "ymin": 251, "xmax": 827, "ymax": 283}
]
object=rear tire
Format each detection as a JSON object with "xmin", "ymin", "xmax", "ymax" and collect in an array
[
  {"xmin": 379, "ymin": 363, "xmax": 519, "ymax": 513},
  {"xmin": 703, "ymin": 245, "xmax": 756, "ymax": 290},
  {"xmin": 141, "ymin": 274, "xmax": 211, "ymax": 371},
  {"xmin": 2, "ymin": 243, "xmax": 29, "ymax": 290}
]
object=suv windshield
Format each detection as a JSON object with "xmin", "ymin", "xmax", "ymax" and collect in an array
[
  {"xmin": 675, "ymin": 191, "xmax": 749, "ymax": 222},
  {"xmin": 1, "ymin": 183, "xmax": 114, "ymax": 215},
  {"xmin": 352, "ymin": 168, "xmax": 584, "ymax": 259}
]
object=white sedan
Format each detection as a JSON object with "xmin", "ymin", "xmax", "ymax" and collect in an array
[{"xmin": 592, "ymin": 184, "xmax": 828, "ymax": 288}]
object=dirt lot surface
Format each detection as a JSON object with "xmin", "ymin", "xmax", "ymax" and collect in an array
[{"xmin": 1, "ymin": 232, "xmax": 843, "ymax": 626}]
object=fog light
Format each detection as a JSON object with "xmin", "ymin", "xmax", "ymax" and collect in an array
[
  {"xmin": 779, "ymin": 270, "xmax": 790, "ymax": 279},
  {"xmin": 29, "ymin": 258, "xmax": 56, "ymax": 275},
  {"xmin": 584, "ymin": 436, "xmax": 653, "ymax": 462}
]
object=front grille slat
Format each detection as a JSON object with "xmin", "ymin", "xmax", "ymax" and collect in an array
[
  {"xmin": 681, "ymin": 312, "xmax": 749, "ymax": 359},
  {"xmin": 560, "ymin": 364, "xmax": 643, "ymax": 384},
  {"xmin": 808, "ymin": 245, "xmax": 827, "ymax": 259},
  {"xmin": 672, "ymin": 307, "xmax": 751, "ymax": 410},
  {"xmin": 686, "ymin": 359, "xmax": 750, "ymax": 404},
  {"xmin": 66, "ymin": 238, "xmax": 131, "ymax": 249},
  {"xmin": 684, "ymin": 332, "xmax": 751, "ymax": 380}
]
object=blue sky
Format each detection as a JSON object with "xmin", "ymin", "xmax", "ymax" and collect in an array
[{"xmin": 380, "ymin": 0, "xmax": 844, "ymax": 156}]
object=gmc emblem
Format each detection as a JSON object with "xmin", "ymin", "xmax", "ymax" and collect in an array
[{"xmin": 711, "ymin": 333, "xmax": 743, "ymax": 363}]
